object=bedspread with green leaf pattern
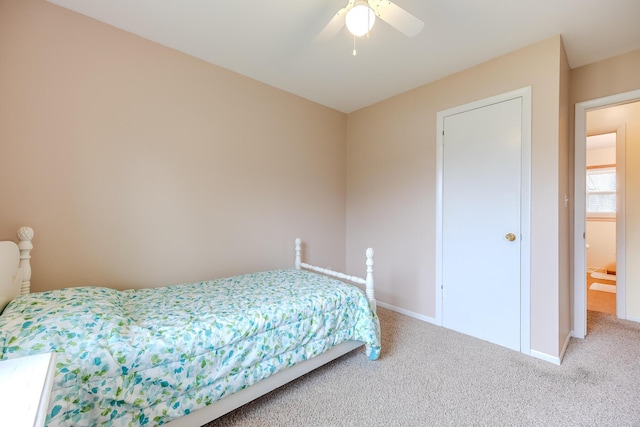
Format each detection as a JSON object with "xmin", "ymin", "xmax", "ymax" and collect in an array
[{"xmin": 0, "ymin": 269, "xmax": 380, "ymax": 426}]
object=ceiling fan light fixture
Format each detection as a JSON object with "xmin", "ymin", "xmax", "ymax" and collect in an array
[{"xmin": 345, "ymin": 3, "xmax": 376, "ymax": 37}]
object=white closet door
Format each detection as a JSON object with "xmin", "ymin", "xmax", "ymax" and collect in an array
[{"xmin": 442, "ymin": 97, "xmax": 522, "ymax": 351}]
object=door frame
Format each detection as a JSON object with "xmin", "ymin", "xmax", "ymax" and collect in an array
[
  {"xmin": 573, "ymin": 89, "xmax": 640, "ymax": 339},
  {"xmin": 435, "ymin": 86, "xmax": 532, "ymax": 354}
]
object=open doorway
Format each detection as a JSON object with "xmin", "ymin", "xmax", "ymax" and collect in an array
[
  {"xmin": 585, "ymin": 131, "xmax": 617, "ymax": 315},
  {"xmin": 574, "ymin": 91, "xmax": 640, "ymax": 339}
]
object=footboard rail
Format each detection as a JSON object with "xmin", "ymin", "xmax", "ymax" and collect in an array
[{"xmin": 294, "ymin": 238, "xmax": 376, "ymax": 311}]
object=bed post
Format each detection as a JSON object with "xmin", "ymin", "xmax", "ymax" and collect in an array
[
  {"xmin": 17, "ymin": 226, "xmax": 34, "ymax": 295},
  {"xmin": 295, "ymin": 238, "xmax": 301, "ymax": 270},
  {"xmin": 365, "ymin": 248, "xmax": 376, "ymax": 312}
]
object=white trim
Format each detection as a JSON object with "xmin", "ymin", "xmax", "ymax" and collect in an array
[
  {"xmin": 435, "ymin": 109, "xmax": 444, "ymax": 324},
  {"xmin": 376, "ymin": 301, "xmax": 439, "ymax": 325},
  {"xmin": 530, "ymin": 350, "xmax": 561, "ymax": 365},
  {"xmin": 435, "ymin": 87, "xmax": 532, "ymax": 355},
  {"xmin": 529, "ymin": 350, "xmax": 560, "ymax": 365},
  {"xmin": 574, "ymin": 105, "xmax": 587, "ymax": 339},
  {"xmin": 616, "ymin": 126, "xmax": 627, "ymax": 320},
  {"xmin": 520, "ymin": 88, "xmax": 532, "ymax": 354},
  {"xmin": 626, "ymin": 315, "xmax": 640, "ymax": 323},
  {"xmin": 530, "ymin": 331, "xmax": 571, "ymax": 365},
  {"xmin": 573, "ymin": 89, "xmax": 640, "ymax": 338}
]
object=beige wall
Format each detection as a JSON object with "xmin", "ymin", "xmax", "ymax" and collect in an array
[
  {"xmin": 587, "ymin": 102, "xmax": 640, "ymax": 318},
  {"xmin": 586, "ymin": 221, "xmax": 616, "ymax": 271},
  {"xmin": 570, "ymin": 49, "xmax": 640, "ymax": 105},
  {"xmin": 0, "ymin": 0, "xmax": 348, "ymax": 291},
  {"xmin": 587, "ymin": 147, "xmax": 616, "ymax": 165},
  {"xmin": 347, "ymin": 36, "xmax": 567, "ymax": 357}
]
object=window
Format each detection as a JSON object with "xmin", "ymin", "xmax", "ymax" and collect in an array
[{"xmin": 586, "ymin": 166, "xmax": 616, "ymax": 219}]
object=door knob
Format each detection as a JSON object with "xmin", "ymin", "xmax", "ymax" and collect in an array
[{"xmin": 505, "ymin": 233, "xmax": 516, "ymax": 242}]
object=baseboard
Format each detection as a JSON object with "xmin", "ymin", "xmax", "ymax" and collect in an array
[
  {"xmin": 625, "ymin": 315, "xmax": 640, "ymax": 323},
  {"xmin": 376, "ymin": 301, "xmax": 439, "ymax": 325},
  {"xmin": 530, "ymin": 349, "xmax": 561, "ymax": 365},
  {"xmin": 529, "ymin": 330, "xmax": 572, "ymax": 366}
]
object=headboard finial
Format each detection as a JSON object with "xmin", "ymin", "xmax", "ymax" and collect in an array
[{"xmin": 17, "ymin": 226, "xmax": 34, "ymax": 242}]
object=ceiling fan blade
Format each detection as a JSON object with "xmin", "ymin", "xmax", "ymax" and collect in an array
[
  {"xmin": 315, "ymin": 7, "xmax": 348, "ymax": 43},
  {"xmin": 373, "ymin": 0, "xmax": 424, "ymax": 37}
]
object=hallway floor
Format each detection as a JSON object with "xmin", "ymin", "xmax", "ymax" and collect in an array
[{"xmin": 587, "ymin": 272, "xmax": 616, "ymax": 315}]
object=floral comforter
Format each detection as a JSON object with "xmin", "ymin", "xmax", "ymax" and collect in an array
[{"xmin": 0, "ymin": 269, "xmax": 380, "ymax": 426}]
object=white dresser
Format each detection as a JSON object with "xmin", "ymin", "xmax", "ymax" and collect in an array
[{"xmin": 0, "ymin": 353, "xmax": 56, "ymax": 427}]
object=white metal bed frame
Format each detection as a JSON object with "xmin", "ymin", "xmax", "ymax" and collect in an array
[{"xmin": 0, "ymin": 228, "xmax": 376, "ymax": 426}]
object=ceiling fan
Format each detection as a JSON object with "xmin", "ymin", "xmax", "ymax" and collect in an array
[{"xmin": 317, "ymin": 0, "xmax": 424, "ymax": 47}]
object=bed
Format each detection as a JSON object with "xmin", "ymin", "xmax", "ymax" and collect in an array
[{"xmin": 0, "ymin": 227, "xmax": 380, "ymax": 426}]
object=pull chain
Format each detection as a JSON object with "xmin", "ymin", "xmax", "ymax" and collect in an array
[{"xmin": 352, "ymin": 3, "xmax": 373, "ymax": 56}]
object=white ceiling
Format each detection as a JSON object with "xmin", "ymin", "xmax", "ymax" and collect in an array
[{"xmin": 47, "ymin": 0, "xmax": 640, "ymax": 113}]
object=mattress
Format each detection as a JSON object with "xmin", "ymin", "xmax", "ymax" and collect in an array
[{"xmin": 0, "ymin": 269, "xmax": 380, "ymax": 426}]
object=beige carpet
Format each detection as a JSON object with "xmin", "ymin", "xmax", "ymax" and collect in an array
[{"xmin": 205, "ymin": 308, "xmax": 640, "ymax": 426}]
